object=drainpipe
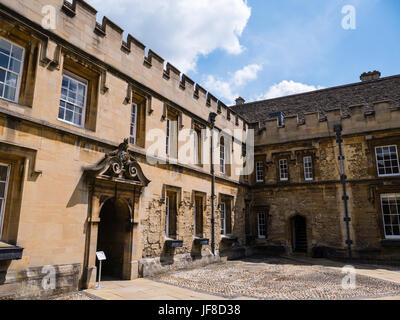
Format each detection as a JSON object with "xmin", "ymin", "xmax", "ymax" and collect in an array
[
  {"xmin": 209, "ymin": 112, "xmax": 217, "ymax": 255},
  {"xmin": 334, "ymin": 124, "xmax": 353, "ymax": 259}
]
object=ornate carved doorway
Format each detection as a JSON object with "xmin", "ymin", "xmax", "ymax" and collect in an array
[{"xmin": 82, "ymin": 139, "xmax": 150, "ymax": 288}]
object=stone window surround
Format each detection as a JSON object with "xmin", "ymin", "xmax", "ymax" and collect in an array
[
  {"xmin": 61, "ymin": 52, "xmax": 101, "ymax": 132},
  {"xmin": 162, "ymin": 185, "xmax": 182, "ymax": 240},
  {"xmin": 0, "ymin": 21, "xmax": 39, "ymax": 108},
  {"xmin": 192, "ymin": 191, "xmax": 206, "ymax": 238}
]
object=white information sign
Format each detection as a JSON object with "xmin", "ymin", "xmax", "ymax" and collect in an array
[{"xmin": 96, "ymin": 251, "xmax": 106, "ymax": 261}]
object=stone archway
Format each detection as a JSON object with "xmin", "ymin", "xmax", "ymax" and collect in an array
[
  {"xmin": 96, "ymin": 197, "xmax": 132, "ymax": 280},
  {"xmin": 291, "ymin": 215, "xmax": 307, "ymax": 253},
  {"xmin": 81, "ymin": 139, "xmax": 150, "ymax": 288}
]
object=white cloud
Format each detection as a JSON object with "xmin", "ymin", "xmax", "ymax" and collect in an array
[
  {"xmin": 257, "ymin": 80, "xmax": 324, "ymax": 100},
  {"xmin": 86, "ymin": 0, "xmax": 251, "ymax": 73},
  {"xmin": 203, "ymin": 64, "xmax": 263, "ymax": 104}
]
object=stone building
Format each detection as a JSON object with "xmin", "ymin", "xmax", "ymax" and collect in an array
[
  {"xmin": 232, "ymin": 70, "xmax": 400, "ymax": 262},
  {"xmin": 0, "ymin": 0, "xmax": 399, "ymax": 300}
]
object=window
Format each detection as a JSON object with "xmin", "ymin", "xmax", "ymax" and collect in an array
[
  {"xmin": 130, "ymin": 103, "xmax": 138, "ymax": 145},
  {"xmin": 0, "ymin": 38, "xmax": 24, "ymax": 103},
  {"xmin": 0, "ymin": 164, "xmax": 10, "ymax": 239},
  {"xmin": 279, "ymin": 159, "xmax": 288, "ymax": 181},
  {"xmin": 194, "ymin": 196, "xmax": 204, "ymax": 237},
  {"xmin": 166, "ymin": 111, "xmax": 178, "ymax": 158},
  {"xmin": 376, "ymin": 146, "xmax": 400, "ymax": 177},
  {"xmin": 269, "ymin": 112, "xmax": 284, "ymax": 126},
  {"xmin": 258, "ymin": 213, "xmax": 266, "ymax": 239},
  {"xmin": 59, "ymin": 73, "xmax": 87, "ymax": 127},
  {"xmin": 220, "ymin": 197, "xmax": 232, "ymax": 236},
  {"xmin": 220, "ymin": 137, "xmax": 225, "ymax": 174},
  {"xmin": 381, "ymin": 194, "xmax": 400, "ymax": 239},
  {"xmin": 165, "ymin": 191, "xmax": 178, "ymax": 238},
  {"xmin": 193, "ymin": 126, "xmax": 203, "ymax": 166},
  {"xmin": 304, "ymin": 156, "xmax": 313, "ymax": 181},
  {"xmin": 220, "ymin": 202, "xmax": 226, "ymax": 235},
  {"xmin": 166, "ymin": 119, "xmax": 171, "ymax": 156},
  {"xmin": 256, "ymin": 162, "xmax": 264, "ymax": 182}
]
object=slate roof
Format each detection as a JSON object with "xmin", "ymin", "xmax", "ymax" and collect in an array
[{"xmin": 230, "ymin": 74, "xmax": 400, "ymax": 123}]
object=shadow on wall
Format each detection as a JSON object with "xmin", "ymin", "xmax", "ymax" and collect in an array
[{"xmin": 67, "ymin": 173, "xmax": 88, "ymax": 208}]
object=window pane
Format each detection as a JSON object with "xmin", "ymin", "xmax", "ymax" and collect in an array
[
  {"xmin": 0, "ymin": 53, "xmax": 9, "ymax": 69},
  {"xmin": 69, "ymin": 80, "xmax": 77, "ymax": 92},
  {"xmin": 9, "ymin": 58, "xmax": 21, "ymax": 74},
  {"xmin": 0, "ymin": 69, "xmax": 5, "ymax": 83},
  {"xmin": 65, "ymin": 110, "xmax": 73, "ymax": 122},
  {"xmin": 385, "ymin": 226, "xmax": 393, "ymax": 236},
  {"xmin": 4, "ymin": 85, "xmax": 16, "ymax": 101},
  {"xmin": 58, "ymin": 106, "xmax": 65, "ymax": 119},
  {"xmin": 0, "ymin": 182, "xmax": 5, "ymax": 197},
  {"xmin": 0, "ymin": 84, "xmax": 3, "ymax": 97},
  {"xmin": 0, "ymin": 166, "xmax": 8, "ymax": 181},
  {"xmin": 0, "ymin": 39, "xmax": 11, "ymax": 56},
  {"xmin": 62, "ymin": 76, "xmax": 69, "ymax": 88},
  {"xmin": 5, "ymin": 72, "xmax": 17, "ymax": 87},
  {"xmin": 11, "ymin": 45, "xmax": 23, "ymax": 61}
]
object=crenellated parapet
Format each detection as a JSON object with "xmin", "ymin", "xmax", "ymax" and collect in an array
[
  {"xmin": 56, "ymin": 0, "xmax": 247, "ymax": 131},
  {"xmin": 0, "ymin": 0, "xmax": 248, "ymax": 132},
  {"xmin": 254, "ymin": 101, "xmax": 400, "ymax": 145}
]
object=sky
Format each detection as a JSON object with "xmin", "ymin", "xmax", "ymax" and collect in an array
[{"xmin": 85, "ymin": 0, "xmax": 400, "ymax": 105}]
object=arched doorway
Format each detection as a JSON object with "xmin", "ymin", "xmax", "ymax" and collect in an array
[
  {"xmin": 96, "ymin": 198, "xmax": 132, "ymax": 280},
  {"xmin": 291, "ymin": 216, "xmax": 307, "ymax": 253}
]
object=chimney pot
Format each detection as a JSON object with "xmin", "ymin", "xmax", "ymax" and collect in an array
[
  {"xmin": 235, "ymin": 97, "xmax": 245, "ymax": 105},
  {"xmin": 360, "ymin": 70, "xmax": 381, "ymax": 82}
]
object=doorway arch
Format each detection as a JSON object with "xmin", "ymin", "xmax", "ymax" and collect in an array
[
  {"xmin": 291, "ymin": 215, "xmax": 307, "ymax": 253},
  {"xmin": 96, "ymin": 197, "xmax": 132, "ymax": 280}
]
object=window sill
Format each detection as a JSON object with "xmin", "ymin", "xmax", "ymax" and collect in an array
[
  {"xmin": 194, "ymin": 237, "xmax": 209, "ymax": 246},
  {"xmin": 165, "ymin": 239, "xmax": 183, "ymax": 248},
  {"xmin": 221, "ymin": 235, "xmax": 238, "ymax": 244},
  {"xmin": 381, "ymin": 239, "xmax": 400, "ymax": 247},
  {"xmin": 0, "ymin": 241, "xmax": 24, "ymax": 261}
]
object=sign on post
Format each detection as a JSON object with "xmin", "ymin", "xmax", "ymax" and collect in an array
[{"xmin": 95, "ymin": 251, "xmax": 106, "ymax": 290}]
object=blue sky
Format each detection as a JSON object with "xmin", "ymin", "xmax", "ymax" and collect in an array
[{"xmin": 86, "ymin": 0, "xmax": 400, "ymax": 105}]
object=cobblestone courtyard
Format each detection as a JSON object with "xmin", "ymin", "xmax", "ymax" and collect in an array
[{"xmin": 151, "ymin": 257, "xmax": 400, "ymax": 300}]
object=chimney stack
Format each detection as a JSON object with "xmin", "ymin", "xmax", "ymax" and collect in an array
[
  {"xmin": 235, "ymin": 97, "xmax": 245, "ymax": 105},
  {"xmin": 360, "ymin": 70, "xmax": 381, "ymax": 82}
]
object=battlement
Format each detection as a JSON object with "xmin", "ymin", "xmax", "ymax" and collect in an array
[
  {"xmin": 0, "ymin": 0, "xmax": 248, "ymax": 132},
  {"xmin": 255, "ymin": 101, "xmax": 400, "ymax": 145}
]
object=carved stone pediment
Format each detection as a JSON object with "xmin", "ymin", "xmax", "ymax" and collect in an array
[{"xmin": 84, "ymin": 139, "xmax": 150, "ymax": 186}]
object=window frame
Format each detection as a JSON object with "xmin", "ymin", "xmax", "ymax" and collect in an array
[
  {"xmin": 257, "ymin": 212, "xmax": 266, "ymax": 239},
  {"xmin": 0, "ymin": 36, "xmax": 25, "ymax": 103},
  {"xmin": 220, "ymin": 202, "xmax": 226, "ymax": 235},
  {"xmin": 279, "ymin": 159, "xmax": 289, "ymax": 181},
  {"xmin": 130, "ymin": 103, "xmax": 138, "ymax": 145},
  {"xmin": 220, "ymin": 137, "xmax": 226, "ymax": 175},
  {"xmin": 256, "ymin": 161, "xmax": 264, "ymax": 183},
  {"xmin": 0, "ymin": 163, "xmax": 11, "ymax": 240},
  {"xmin": 58, "ymin": 71, "xmax": 88, "ymax": 128},
  {"xmin": 303, "ymin": 156, "xmax": 313, "ymax": 181},
  {"xmin": 166, "ymin": 119, "xmax": 171, "ymax": 156},
  {"xmin": 375, "ymin": 145, "xmax": 400, "ymax": 177},
  {"xmin": 380, "ymin": 193, "xmax": 400, "ymax": 239},
  {"xmin": 165, "ymin": 195, "xmax": 170, "ymax": 238}
]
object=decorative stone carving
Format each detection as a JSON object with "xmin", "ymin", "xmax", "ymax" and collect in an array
[{"xmin": 84, "ymin": 139, "xmax": 150, "ymax": 186}]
